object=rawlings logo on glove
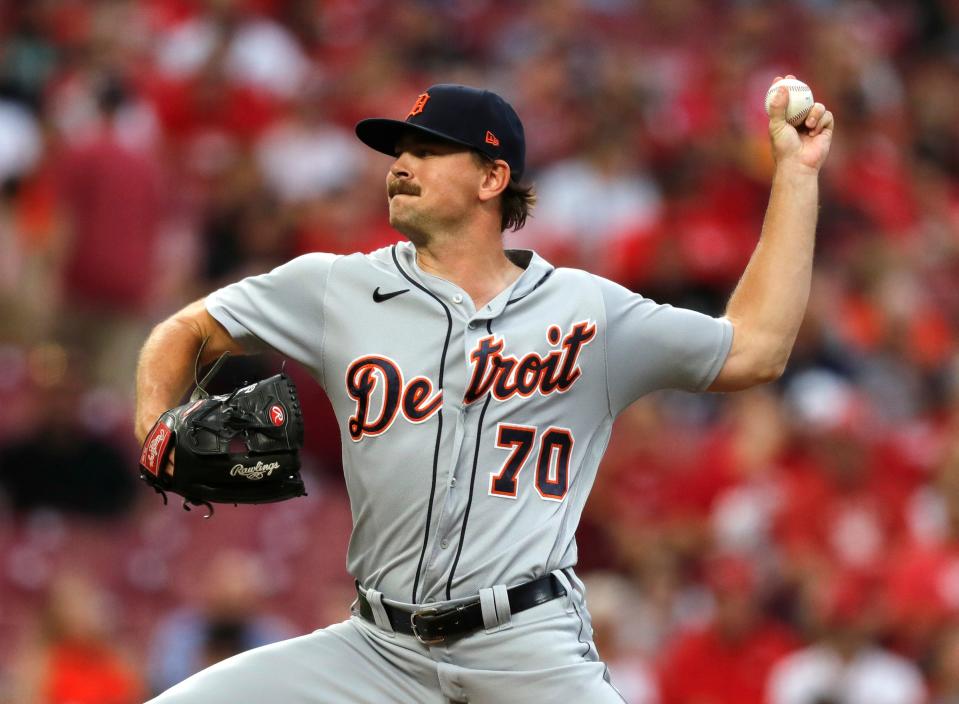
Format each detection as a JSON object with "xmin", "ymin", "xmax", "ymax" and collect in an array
[
  {"xmin": 138, "ymin": 366, "xmax": 306, "ymax": 517},
  {"xmin": 231, "ymin": 461, "xmax": 281, "ymax": 480},
  {"xmin": 141, "ymin": 423, "xmax": 172, "ymax": 477}
]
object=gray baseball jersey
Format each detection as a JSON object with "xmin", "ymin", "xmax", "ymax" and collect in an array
[{"xmin": 206, "ymin": 241, "xmax": 732, "ymax": 605}]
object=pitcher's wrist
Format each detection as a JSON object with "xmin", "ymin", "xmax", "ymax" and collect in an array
[{"xmin": 773, "ymin": 159, "xmax": 820, "ymax": 183}]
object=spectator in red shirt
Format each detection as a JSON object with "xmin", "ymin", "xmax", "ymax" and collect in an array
[
  {"xmin": 56, "ymin": 72, "xmax": 162, "ymax": 315},
  {"xmin": 658, "ymin": 555, "xmax": 798, "ymax": 704},
  {"xmin": 776, "ymin": 370, "xmax": 912, "ymax": 584},
  {"xmin": 10, "ymin": 571, "xmax": 145, "ymax": 704},
  {"xmin": 55, "ymin": 71, "xmax": 163, "ymax": 389},
  {"xmin": 767, "ymin": 572, "xmax": 925, "ymax": 704}
]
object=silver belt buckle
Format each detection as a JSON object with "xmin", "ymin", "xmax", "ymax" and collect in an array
[{"xmin": 410, "ymin": 607, "xmax": 445, "ymax": 645}]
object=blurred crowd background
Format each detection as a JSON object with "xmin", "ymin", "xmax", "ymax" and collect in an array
[{"xmin": 1, "ymin": 0, "xmax": 958, "ymax": 702}]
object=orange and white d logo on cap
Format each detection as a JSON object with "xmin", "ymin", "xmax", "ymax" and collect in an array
[{"xmin": 408, "ymin": 92, "xmax": 430, "ymax": 117}]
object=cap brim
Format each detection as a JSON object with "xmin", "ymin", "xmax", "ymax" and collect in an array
[{"xmin": 355, "ymin": 118, "xmax": 476, "ymax": 157}]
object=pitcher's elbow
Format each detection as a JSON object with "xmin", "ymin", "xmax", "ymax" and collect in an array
[
  {"xmin": 754, "ymin": 345, "xmax": 793, "ymax": 384},
  {"xmin": 755, "ymin": 360, "xmax": 787, "ymax": 385}
]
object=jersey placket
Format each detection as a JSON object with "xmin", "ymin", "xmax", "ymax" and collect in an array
[
  {"xmin": 403, "ymin": 269, "xmax": 472, "ymax": 602},
  {"xmin": 416, "ymin": 290, "xmax": 517, "ymax": 603}
]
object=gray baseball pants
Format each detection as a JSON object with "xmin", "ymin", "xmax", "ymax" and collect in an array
[{"xmin": 147, "ymin": 570, "xmax": 625, "ymax": 703}]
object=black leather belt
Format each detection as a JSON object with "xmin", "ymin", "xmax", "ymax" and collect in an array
[{"xmin": 356, "ymin": 574, "xmax": 566, "ymax": 644}]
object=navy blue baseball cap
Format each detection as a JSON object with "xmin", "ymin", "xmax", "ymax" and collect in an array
[{"xmin": 355, "ymin": 84, "xmax": 526, "ymax": 181}]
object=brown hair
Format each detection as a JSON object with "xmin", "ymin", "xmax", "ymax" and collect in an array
[{"xmin": 472, "ymin": 152, "xmax": 536, "ymax": 232}]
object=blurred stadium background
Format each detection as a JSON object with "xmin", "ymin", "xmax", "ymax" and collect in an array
[{"xmin": 1, "ymin": 0, "xmax": 958, "ymax": 702}]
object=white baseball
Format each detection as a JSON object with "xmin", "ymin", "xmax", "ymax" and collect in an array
[{"xmin": 765, "ymin": 78, "xmax": 814, "ymax": 127}]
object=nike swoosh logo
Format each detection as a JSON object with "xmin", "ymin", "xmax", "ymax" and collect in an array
[{"xmin": 373, "ymin": 287, "xmax": 410, "ymax": 303}]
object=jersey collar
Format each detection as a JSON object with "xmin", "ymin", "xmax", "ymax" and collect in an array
[
  {"xmin": 394, "ymin": 241, "xmax": 554, "ymax": 319},
  {"xmin": 502, "ymin": 248, "xmax": 554, "ymax": 303}
]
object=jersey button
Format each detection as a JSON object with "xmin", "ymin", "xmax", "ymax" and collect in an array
[
  {"xmin": 467, "ymin": 322, "xmax": 476, "ymax": 330},
  {"xmin": 452, "ymin": 294, "xmax": 463, "ymax": 304},
  {"xmin": 450, "ymin": 477, "xmax": 457, "ymax": 487},
  {"xmin": 441, "ymin": 539, "xmax": 449, "ymax": 549}
]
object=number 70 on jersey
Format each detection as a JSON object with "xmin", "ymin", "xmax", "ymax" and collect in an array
[{"xmin": 489, "ymin": 423, "xmax": 573, "ymax": 502}]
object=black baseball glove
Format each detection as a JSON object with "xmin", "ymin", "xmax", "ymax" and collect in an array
[{"xmin": 139, "ymin": 363, "xmax": 306, "ymax": 517}]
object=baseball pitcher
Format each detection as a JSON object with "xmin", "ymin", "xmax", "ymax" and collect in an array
[{"xmin": 136, "ymin": 77, "xmax": 834, "ymax": 703}]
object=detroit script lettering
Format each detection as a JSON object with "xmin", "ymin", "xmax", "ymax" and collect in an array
[{"xmin": 345, "ymin": 321, "xmax": 596, "ymax": 441}]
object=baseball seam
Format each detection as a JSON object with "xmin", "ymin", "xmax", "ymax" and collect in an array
[{"xmin": 790, "ymin": 106, "xmax": 812, "ymax": 124}]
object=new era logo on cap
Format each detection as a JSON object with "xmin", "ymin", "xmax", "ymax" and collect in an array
[{"xmin": 355, "ymin": 84, "xmax": 527, "ymax": 181}]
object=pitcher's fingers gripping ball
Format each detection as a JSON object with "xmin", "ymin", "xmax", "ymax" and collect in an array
[
  {"xmin": 765, "ymin": 77, "xmax": 814, "ymax": 126},
  {"xmin": 765, "ymin": 74, "xmax": 833, "ymax": 172},
  {"xmin": 801, "ymin": 100, "xmax": 832, "ymax": 137},
  {"xmin": 138, "ymin": 371, "xmax": 306, "ymax": 517}
]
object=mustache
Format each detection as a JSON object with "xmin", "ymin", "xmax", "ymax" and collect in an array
[{"xmin": 388, "ymin": 180, "xmax": 421, "ymax": 198}]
